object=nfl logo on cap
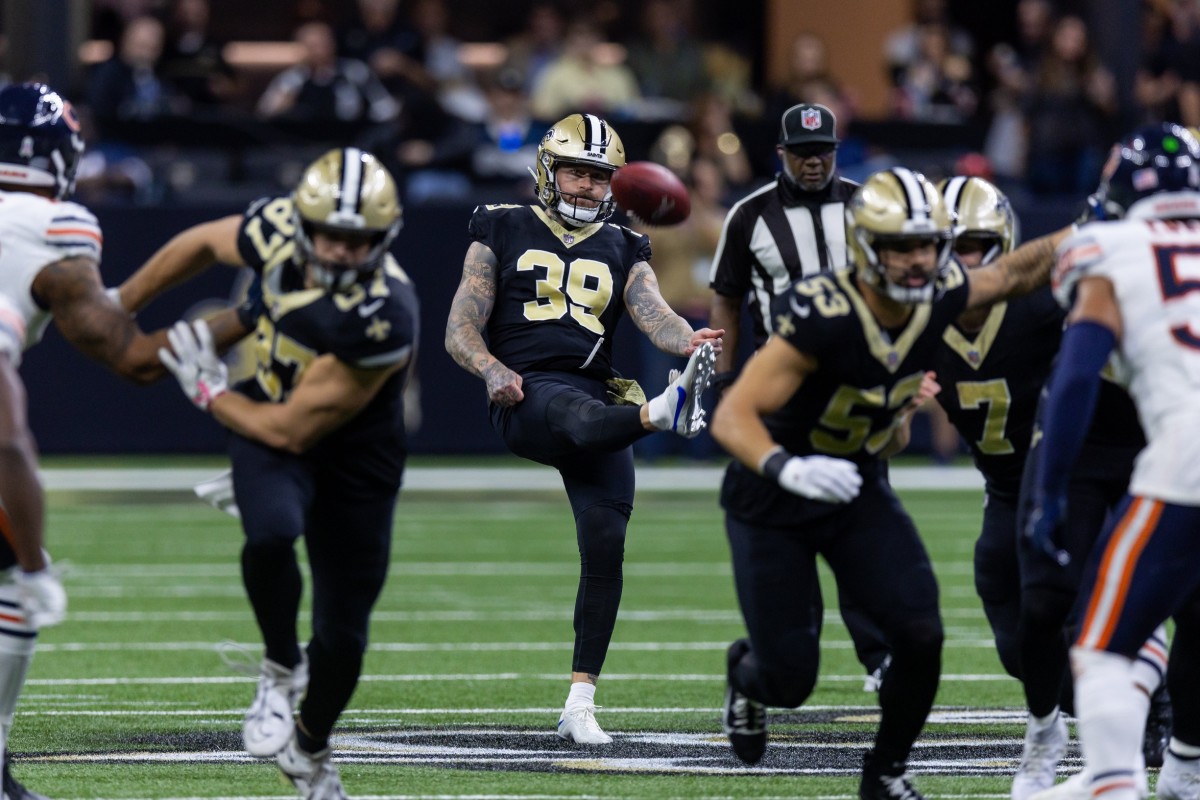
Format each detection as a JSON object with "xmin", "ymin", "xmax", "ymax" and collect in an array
[{"xmin": 801, "ymin": 108, "xmax": 822, "ymax": 130}]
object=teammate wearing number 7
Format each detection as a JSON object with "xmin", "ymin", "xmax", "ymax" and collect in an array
[
  {"xmin": 445, "ymin": 112, "xmax": 724, "ymax": 744},
  {"xmin": 711, "ymin": 166, "xmax": 1072, "ymax": 799}
]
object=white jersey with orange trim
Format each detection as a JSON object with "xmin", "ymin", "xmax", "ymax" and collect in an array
[
  {"xmin": 0, "ymin": 189, "xmax": 103, "ymax": 363},
  {"xmin": 1054, "ymin": 217, "xmax": 1200, "ymax": 505}
]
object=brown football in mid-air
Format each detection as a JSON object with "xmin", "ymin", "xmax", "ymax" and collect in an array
[{"xmin": 611, "ymin": 161, "xmax": 691, "ymax": 226}]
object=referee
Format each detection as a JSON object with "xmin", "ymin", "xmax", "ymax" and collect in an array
[
  {"xmin": 707, "ymin": 102, "xmax": 891, "ymax": 689},
  {"xmin": 708, "ymin": 102, "xmax": 858, "ymax": 393}
]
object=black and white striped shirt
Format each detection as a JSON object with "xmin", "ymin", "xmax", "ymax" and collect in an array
[{"xmin": 709, "ymin": 174, "xmax": 859, "ymax": 346}]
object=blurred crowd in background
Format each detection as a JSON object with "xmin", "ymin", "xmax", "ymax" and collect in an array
[
  {"xmin": 6, "ymin": 0, "xmax": 1191, "ymax": 211},
  {"xmin": 4, "ymin": 0, "xmax": 1199, "ymax": 461}
]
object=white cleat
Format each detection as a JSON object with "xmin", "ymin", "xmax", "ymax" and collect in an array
[
  {"xmin": 662, "ymin": 342, "xmax": 716, "ymax": 438},
  {"xmin": 1159, "ymin": 750, "xmax": 1200, "ymax": 800},
  {"xmin": 1029, "ymin": 766, "xmax": 1148, "ymax": 800},
  {"xmin": 557, "ymin": 705, "xmax": 613, "ymax": 744},
  {"xmin": 277, "ymin": 737, "xmax": 348, "ymax": 800},
  {"xmin": 1012, "ymin": 711, "xmax": 1069, "ymax": 800},
  {"xmin": 243, "ymin": 658, "xmax": 309, "ymax": 757}
]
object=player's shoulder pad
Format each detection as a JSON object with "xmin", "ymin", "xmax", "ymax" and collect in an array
[
  {"xmin": 1052, "ymin": 225, "xmax": 1109, "ymax": 308},
  {"xmin": 238, "ymin": 195, "xmax": 295, "ymax": 269},
  {"xmin": 46, "ymin": 199, "xmax": 103, "ymax": 260},
  {"xmin": 771, "ymin": 271, "xmax": 854, "ymax": 341},
  {"xmin": 468, "ymin": 203, "xmax": 525, "ymax": 240}
]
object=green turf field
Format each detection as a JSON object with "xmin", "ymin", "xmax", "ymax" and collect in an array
[{"xmin": 13, "ymin": 481, "xmax": 1083, "ymax": 799}]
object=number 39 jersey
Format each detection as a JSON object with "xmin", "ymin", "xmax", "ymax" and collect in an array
[
  {"xmin": 234, "ymin": 195, "xmax": 419, "ymax": 457},
  {"xmin": 470, "ymin": 204, "xmax": 651, "ymax": 379},
  {"xmin": 767, "ymin": 264, "xmax": 971, "ymax": 467},
  {"xmin": 1054, "ymin": 218, "xmax": 1200, "ymax": 504}
]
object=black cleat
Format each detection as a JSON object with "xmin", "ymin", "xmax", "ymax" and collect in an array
[
  {"xmin": 3, "ymin": 754, "xmax": 50, "ymax": 800},
  {"xmin": 722, "ymin": 638, "xmax": 767, "ymax": 764},
  {"xmin": 1143, "ymin": 684, "xmax": 1173, "ymax": 769},
  {"xmin": 860, "ymin": 750, "xmax": 925, "ymax": 800}
]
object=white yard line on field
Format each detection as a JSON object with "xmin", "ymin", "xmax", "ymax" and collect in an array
[{"xmin": 41, "ymin": 466, "xmax": 983, "ymax": 492}]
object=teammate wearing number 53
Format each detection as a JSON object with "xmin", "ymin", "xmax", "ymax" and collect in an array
[
  {"xmin": 132, "ymin": 148, "xmax": 417, "ymax": 800},
  {"xmin": 711, "ymin": 167, "xmax": 1071, "ymax": 799},
  {"xmin": 446, "ymin": 113, "xmax": 723, "ymax": 744}
]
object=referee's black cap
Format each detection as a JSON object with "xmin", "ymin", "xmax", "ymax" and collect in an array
[{"xmin": 779, "ymin": 103, "xmax": 839, "ymax": 146}]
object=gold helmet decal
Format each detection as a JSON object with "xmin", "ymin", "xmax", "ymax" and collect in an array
[
  {"xmin": 939, "ymin": 175, "xmax": 1015, "ymax": 265},
  {"xmin": 532, "ymin": 113, "xmax": 626, "ymax": 224},
  {"xmin": 846, "ymin": 167, "xmax": 955, "ymax": 304},
  {"xmin": 293, "ymin": 147, "xmax": 403, "ymax": 292}
]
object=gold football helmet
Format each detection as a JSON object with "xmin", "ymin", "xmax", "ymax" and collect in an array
[
  {"xmin": 532, "ymin": 113, "xmax": 626, "ymax": 224},
  {"xmin": 939, "ymin": 175, "xmax": 1015, "ymax": 266},
  {"xmin": 292, "ymin": 147, "xmax": 403, "ymax": 292},
  {"xmin": 846, "ymin": 167, "xmax": 955, "ymax": 304}
]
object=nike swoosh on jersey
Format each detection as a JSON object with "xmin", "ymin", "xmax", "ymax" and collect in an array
[
  {"xmin": 789, "ymin": 296, "xmax": 812, "ymax": 318},
  {"xmin": 358, "ymin": 299, "xmax": 386, "ymax": 317}
]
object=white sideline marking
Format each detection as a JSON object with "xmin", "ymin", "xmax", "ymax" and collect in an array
[
  {"xmin": 62, "ymin": 607, "xmax": 987, "ymax": 623},
  {"xmin": 25, "ymin": 672, "xmax": 1017, "ymax": 687},
  {"xmin": 40, "ymin": 466, "xmax": 982, "ymax": 492},
  {"xmin": 36, "ymin": 639, "xmax": 1002, "ymax": 653}
]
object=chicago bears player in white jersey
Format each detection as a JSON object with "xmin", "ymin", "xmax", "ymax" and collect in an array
[
  {"xmin": 0, "ymin": 82, "xmax": 250, "ymax": 800},
  {"xmin": 1029, "ymin": 123, "xmax": 1200, "ymax": 800}
]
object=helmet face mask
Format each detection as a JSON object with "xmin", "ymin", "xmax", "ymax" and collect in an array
[
  {"xmin": 532, "ymin": 113, "xmax": 625, "ymax": 225},
  {"xmin": 939, "ymin": 175, "xmax": 1015, "ymax": 267},
  {"xmin": 1092, "ymin": 123, "xmax": 1200, "ymax": 221},
  {"xmin": 0, "ymin": 83, "xmax": 84, "ymax": 200},
  {"xmin": 847, "ymin": 168, "xmax": 955, "ymax": 304},
  {"xmin": 292, "ymin": 147, "xmax": 402, "ymax": 293}
]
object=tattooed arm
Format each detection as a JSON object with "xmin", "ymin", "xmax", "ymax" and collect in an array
[
  {"xmin": 33, "ymin": 255, "xmax": 247, "ymax": 385},
  {"xmin": 34, "ymin": 256, "xmax": 171, "ymax": 384},
  {"xmin": 624, "ymin": 261, "xmax": 725, "ymax": 356},
  {"xmin": 445, "ymin": 241, "xmax": 524, "ymax": 406},
  {"xmin": 965, "ymin": 226, "xmax": 1072, "ymax": 310}
]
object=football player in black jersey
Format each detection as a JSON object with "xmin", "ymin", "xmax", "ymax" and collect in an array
[
  {"xmin": 147, "ymin": 148, "xmax": 417, "ymax": 800},
  {"xmin": 932, "ymin": 176, "xmax": 1064, "ymax": 688},
  {"xmin": 445, "ymin": 113, "xmax": 723, "ymax": 744},
  {"xmin": 711, "ymin": 167, "xmax": 1070, "ymax": 799}
]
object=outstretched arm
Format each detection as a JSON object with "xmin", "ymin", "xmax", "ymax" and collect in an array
[
  {"xmin": 445, "ymin": 241, "xmax": 524, "ymax": 406},
  {"xmin": 965, "ymin": 226, "xmax": 1072, "ymax": 310},
  {"xmin": 116, "ymin": 215, "xmax": 245, "ymax": 313},
  {"xmin": 625, "ymin": 261, "xmax": 724, "ymax": 356},
  {"xmin": 35, "ymin": 256, "xmax": 169, "ymax": 384},
  {"xmin": 211, "ymin": 355, "xmax": 403, "ymax": 453},
  {"xmin": 35, "ymin": 256, "xmax": 249, "ymax": 384},
  {"xmin": 1027, "ymin": 276, "xmax": 1121, "ymax": 562}
]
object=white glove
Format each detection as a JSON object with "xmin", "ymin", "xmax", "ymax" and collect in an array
[
  {"xmin": 159, "ymin": 320, "xmax": 229, "ymax": 411},
  {"xmin": 14, "ymin": 566, "xmax": 66, "ymax": 628},
  {"xmin": 777, "ymin": 455, "xmax": 862, "ymax": 503}
]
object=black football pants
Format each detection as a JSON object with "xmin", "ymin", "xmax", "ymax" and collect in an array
[
  {"xmin": 725, "ymin": 475, "xmax": 943, "ymax": 768},
  {"xmin": 231, "ymin": 433, "xmax": 396, "ymax": 745}
]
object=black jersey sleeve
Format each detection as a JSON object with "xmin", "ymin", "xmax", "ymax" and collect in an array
[
  {"xmin": 468, "ymin": 204, "xmax": 520, "ymax": 253},
  {"xmin": 236, "ymin": 195, "xmax": 297, "ymax": 273},
  {"xmin": 630, "ymin": 227, "xmax": 652, "ymax": 263},
  {"xmin": 328, "ymin": 281, "xmax": 419, "ymax": 370}
]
